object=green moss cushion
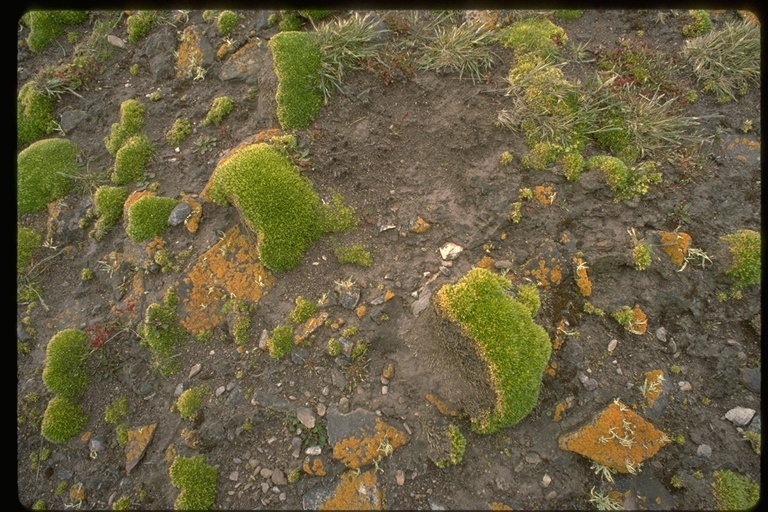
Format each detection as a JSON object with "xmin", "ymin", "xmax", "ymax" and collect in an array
[
  {"xmin": 17, "ymin": 81, "xmax": 56, "ymax": 149},
  {"xmin": 41, "ymin": 396, "xmax": 88, "ymax": 444},
  {"xmin": 436, "ymin": 268, "xmax": 552, "ymax": 433},
  {"xmin": 42, "ymin": 329, "xmax": 89, "ymax": 401},
  {"xmin": 125, "ymin": 195, "xmax": 177, "ymax": 242},
  {"xmin": 205, "ymin": 143, "xmax": 326, "ymax": 271},
  {"xmin": 269, "ymin": 31, "xmax": 323, "ymax": 130},
  {"xmin": 17, "ymin": 138, "xmax": 79, "ymax": 213}
]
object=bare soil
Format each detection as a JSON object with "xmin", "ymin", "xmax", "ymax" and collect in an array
[{"xmin": 17, "ymin": 9, "xmax": 761, "ymax": 511}]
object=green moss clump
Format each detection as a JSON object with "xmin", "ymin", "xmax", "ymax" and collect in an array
[
  {"xmin": 515, "ymin": 283, "xmax": 541, "ymax": 316},
  {"xmin": 288, "ymin": 296, "xmax": 318, "ymax": 325},
  {"xmin": 42, "ymin": 329, "xmax": 89, "ymax": 401},
  {"xmin": 435, "ymin": 268, "xmax": 552, "ymax": 434},
  {"xmin": 334, "ymin": 244, "xmax": 373, "ymax": 267},
  {"xmin": 105, "ymin": 99, "xmax": 146, "ymax": 156},
  {"xmin": 138, "ymin": 288, "xmax": 187, "ymax": 376},
  {"xmin": 522, "ymin": 141, "xmax": 562, "ymax": 170},
  {"xmin": 166, "ymin": 118, "xmax": 192, "ymax": 146},
  {"xmin": 217, "ymin": 10, "xmax": 238, "ymax": 35},
  {"xmin": 267, "ymin": 325, "xmax": 294, "ymax": 360},
  {"xmin": 18, "ymin": 226, "xmax": 43, "ymax": 272},
  {"xmin": 92, "ymin": 185, "xmax": 128, "ymax": 240},
  {"xmin": 721, "ymin": 229, "xmax": 761, "ymax": 289},
  {"xmin": 712, "ymin": 469, "xmax": 759, "ymax": 510},
  {"xmin": 318, "ymin": 193, "xmax": 358, "ymax": 233},
  {"xmin": 104, "ymin": 396, "xmax": 129, "ymax": 424},
  {"xmin": 169, "ymin": 455, "xmax": 218, "ymax": 510},
  {"xmin": 112, "ymin": 135, "xmax": 153, "ymax": 185},
  {"xmin": 202, "ymin": 96, "xmax": 234, "ymax": 127},
  {"xmin": 587, "ymin": 155, "xmax": 662, "ymax": 202},
  {"xmin": 126, "ymin": 11, "xmax": 157, "ymax": 44},
  {"xmin": 554, "ymin": 10, "xmax": 584, "ymax": 21},
  {"xmin": 299, "ymin": 10, "xmax": 334, "ymax": 22},
  {"xmin": 24, "ymin": 10, "xmax": 88, "ymax": 52},
  {"xmin": 17, "ymin": 138, "xmax": 79, "ymax": 213},
  {"xmin": 125, "ymin": 195, "xmax": 177, "ymax": 242},
  {"xmin": 269, "ymin": 31, "xmax": 323, "ymax": 130},
  {"xmin": 41, "ymin": 396, "xmax": 88, "ymax": 444},
  {"xmin": 436, "ymin": 423, "xmax": 467, "ymax": 468},
  {"xmin": 112, "ymin": 496, "xmax": 131, "ymax": 510},
  {"xmin": 682, "ymin": 10, "xmax": 713, "ymax": 37},
  {"xmin": 499, "ymin": 18, "xmax": 568, "ymax": 60},
  {"xmin": 633, "ymin": 241, "xmax": 652, "ymax": 270},
  {"xmin": 17, "ymin": 81, "xmax": 56, "ymax": 149},
  {"xmin": 278, "ymin": 12, "xmax": 306, "ymax": 32},
  {"xmin": 175, "ymin": 385, "xmax": 210, "ymax": 420},
  {"xmin": 204, "ymin": 143, "xmax": 326, "ymax": 271}
]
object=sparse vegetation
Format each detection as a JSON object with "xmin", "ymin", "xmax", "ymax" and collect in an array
[
  {"xmin": 18, "ymin": 226, "xmax": 43, "ymax": 272},
  {"xmin": 267, "ymin": 325, "xmax": 294, "ymax": 360},
  {"xmin": 137, "ymin": 287, "xmax": 187, "ymax": 376},
  {"xmin": 201, "ymin": 96, "xmax": 234, "ymax": 127},
  {"xmin": 335, "ymin": 244, "xmax": 373, "ymax": 267},
  {"xmin": 166, "ymin": 118, "xmax": 192, "ymax": 146},
  {"xmin": 288, "ymin": 296, "xmax": 318, "ymax": 325}
]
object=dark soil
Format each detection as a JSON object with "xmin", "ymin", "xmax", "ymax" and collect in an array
[{"xmin": 16, "ymin": 9, "xmax": 761, "ymax": 511}]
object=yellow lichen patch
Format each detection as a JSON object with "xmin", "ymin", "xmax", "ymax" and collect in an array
[
  {"xmin": 69, "ymin": 483, "xmax": 86, "ymax": 503},
  {"xmin": 180, "ymin": 194, "xmax": 202, "ymax": 233},
  {"xmin": 125, "ymin": 423, "xmax": 157, "ymax": 474},
  {"xmin": 477, "ymin": 255, "xmax": 496, "ymax": 271},
  {"xmin": 355, "ymin": 305, "xmax": 367, "ymax": 319},
  {"xmin": 178, "ymin": 225, "xmax": 275, "ymax": 334},
  {"xmin": 525, "ymin": 258, "xmax": 563, "ymax": 290},
  {"xmin": 176, "ymin": 26, "xmax": 205, "ymax": 79},
  {"xmin": 384, "ymin": 290, "xmax": 395, "ymax": 302},
  {"xmin": 573, "ymin": 256, "xmax": 592, "ymax": 297},
  {"xmin": 642, "ymin": 370, "xmax": 665, "ymax": 408},
  {"xmin": 490, "ymin": 502, "xmax": 513, "ymax": 510},
  {"xmin": 303, "ymin": 456, "xmax": 327, "ymax": 476},
  {"xmin": 295, "ymin": 312, "xmax": 329, "ymax": 344},
  {"xmin": 659, "ymin": 231, "xmax": 692, "ymax": 267},
  {"xmin": 553, "ymin": 401, "xmax": 568, "ymax": 422},
  {"xmin": 410, "ymin": 216, "xmax": 431, "ymax": 233},
  {"xmin": 332, "ymin": 418, "xmax": 408, "ymax": 469},
  {"xmin": 558, "ymin": 401, "xmax": 669, "ymax": 473},
  {"xmin": 426, "ymin": 392, "xmax": 460, "ymax": 417},
  {"xmin": 534, "ymin": 185, "xmax": 556, "ymax": 205},
  {"xmin": 318, "ymin": 470, "xmax": 382, "ymax": 510},
  {"xmin": 631, "ymin": 305, "xmax": 648, "ymax": 334},
  {"xmin": 382, "ymin": 363, "xmax": 395, "ymax": 380}
]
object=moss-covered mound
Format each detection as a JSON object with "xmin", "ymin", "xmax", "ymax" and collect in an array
[
  {"xmin": 112, "ymin": 134, "xmax": 153, "ymax": 185},
  {"xmin": 23, "ymin": 10, "xmax": 88, "ymax": 52},
  {"xmin": 17, "ymin": 138, "xmax": 79, "ymax": 213},
  {"xmin": 40, "ymin": 395, "xmax": 88, "ymax": 444},
  {"xmin": 105, "ymin": 99, "xmax": 146, "ymax": 156},
  {"xmin": 92, "ymin": 185, "xmax": 128, "ymax": 240},
  {"xmin": 202, "ymin": 143, "xmax": 326, "ymax": 271},
  {"xmin": 42, "ymin": 329, "xmax": 90, "ymax": 401},
  {"xmin": 269, "ymin": 31, "xmax": 323, "ymax": 130},
  {"xmin": 124, "ymin": 194, "xmax": 177, "ymax": 242},
  {"xmin": 169, "ymin": 455, "xmax": 218, "ymax": 510},
  {"xmin": 434, "ymin": 267, "xmax": 552, "ymax": 434},
  {"xmin": 17, "ymin": 81, "xmax": 56, "ymax": 149},
  {"xmin": 17, "ymin": 226, "xmax": 42, "ymax": 271},
  {"xmin": 721, "ymin": 229, "xmax": 761, "ymax": 289}
]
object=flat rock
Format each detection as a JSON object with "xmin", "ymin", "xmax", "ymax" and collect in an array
[
  {"xmin": 297, "ymin": 406, "xmax": 316, "ymax": 429},
  {"xmin": 439, "ymin": 242, "xmax": 463, "ymax": 261},
  {"xmin": 326, "ymin": 407, "xmax": 408, "ymax": 469},
  {"xmin": 304, "ymin": 469, "xmax": 382, "ymax": 510},
  {"xmin": 724, "ymin": 406, "xmax": 756, "ymax": 426},
  {"xmin": 125, "ymin": 423, "xmax": 157, "ymax": 474}
]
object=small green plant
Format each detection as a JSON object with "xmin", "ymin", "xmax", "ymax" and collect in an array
[
  {"xmin": 216, "ymin": 10, "xmax": 238, "ymax": 35},
  {"xmin": 742, "ymin": 431, "xmax": 761, "ymax": 455},
  {"xmin": 267, "ymin": 325, "xmax": 294, "ymax": 360},
  {"xmin": 587, "ymin": 155, "xmax": 662, "ymax": 202},
  {"xmin": 436, "ymin": 423, "xmax": 467, "ymax": 468},
  {"xmin": 669, "ymin": 364, "xmax": 681, "ymax": 375},
  {"xmin": 129, "ymin": 63, "xmax": 140, "ymax": 76},
  {"xmin": 175, "ymin": 384, "xmax": 210, "ymax": 420},
  {"xmin": 104, "ymin": 396, "xmax": 129, "ymax": 424},
  {"xmin": 17, "ymin": 81, "xmax": 56, "ymax": 149},
  {"xmin": 42, "ymin": 329, "xmax": 89, "ymax": 401},
  {"xmin": 17, "ymin": 138, "xmax": 79, "ymax": 213},
  {"xmin": 509, "ymin": 202, "xmax": 523, "ymax": 223},
  {"xmin": 126, "ymin": 11, "xmax": 157, "ymax": 44},
  {"xmin": 721, "ymin": 229, "xmax": 761, "ymax": 289},
  {"xmin": 111, "ymin": 134, "xmax": 153, "ymax": 185},
  {"xmin": 515, "ymin": 283, "xmax": 541, "ymax": 316},
  {"xmin": 499, "ymin": 17, "xmax": 568, "ymax": 60},
  {"xmin": 335, "ymin": 244, "xmax": 373, "ymax": 267},
  {"xmin": 18, "ymin": 226, "xmax": 43, "ymax": 272},
  {"xmin": 137, "ymin": 287, "xmax": 187, "ymax": 376},
  {"xmin": 351, "ymin": 339, "xmax": 368, "ymax": 359},
  {"xmin": 499, "ymin": 151, "xmax": 514, "ymax": 166},
  {"xmin": 319, "ymin": 192, "xmax": 358, "ymax": 233},
  {"xmin": 417, "ymin": 21, "xmax": 498, "ymax": 83},
  {"xmin": 288, "ymin": 296, "xmax": 318, "ymax": 325},
  {"xmin": 201, "ymin": 96, "xmax": 234, "ymax": 127},
  {"xmin": 105, "ymin": 99, "xmax": 146, "ymax": 156},
  {"xmin": 166, "ymin": 118, "xmax": 192, "ymax": 146},
  {"xmin": 169, "ymin": 455, "xmax": 218, "ymax": 510},
  {"xmin": 125, "ymin": 194, "xmax": 177, "ymax": 242},
  {"xmin": 682, "ymin": 10, "xmax": 712, "ymax": 37},
  {"xmin": 612, "ymin": 305, "xmax": 646, "ymax": 334},
  {"xmin": 80, "ymin": 268, "xmax": 93, "ymax": 281},
  {"xmin": 112, "ymin": 495, "xmax": 131, "ymax": 510},
  {"xmin": 223, "ymin": 298, "xmax": 251, "ymax": 345},
  {"xmin": 288, "ymin": 469, "xmax": 301, "ymax": 484},
  {"xmin": 41, "ymin": 395, "xmax": 88, "ymax": 444},
  {"xmin": 670, "ymin": 474, "xmax": 684, "ymax": 489},
  {"xmin": 91, "ymin": 185, "xmax": 128, "ymax": 241},
  {"xmin": 627, "ymin": 227, "xmax": 652, "ymax": 270},
  {"xmin": 278, "ymin": 11, "xmax": 306, "ymax": 31},
  {"xmin": 269, "ymin": 31, "xmax": 323, "ymax": 129},
  {"xmin": 588, "ymin": 487, "xmax": 623, "ymax": 511},
  {"xmin": 712, "ymin": 469, "xmax": 759, "ymax": 511},
  {"xmin": 554, "ymin": 10, "xmax": 584, "ymax": 21},
  {"xmin": 23, "ymin": 10, "xmax": 88, "ymax": 52},
  {"xmin": 327, "ymin": 338, "xmax": 341, "ymax": 356},
  {"xmin": 583, "ymin": 302, "xmax": 605, "ymax": 317}
]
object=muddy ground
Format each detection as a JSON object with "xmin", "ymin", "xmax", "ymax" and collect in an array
[{"xmin": 17, "ymin": 9, "xmax": 761, "ymax": 511}]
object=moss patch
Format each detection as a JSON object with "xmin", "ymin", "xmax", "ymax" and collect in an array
[
  {"xmin": 112, "ymin": 134, "xmax": 153, "ymax": 185},
  {"xmin": 124, "ymin": 193, "xmax": 177, "ymax": 242},
  {"xmin": 24, "ymin": 10, "xmax": 88, "ymax": 52},
  {"xmin": 721, "ymin": 229, "xmax": 761, "ymax": 289},
  {"xmin": 712, "ymin": 469, "xmax": 760, "ymax": 510},
  {"xmin": 138, "ymin": 287, "xmax": 187, "ymax": 376},
  {"xmin": 18, "ymin": 226, "xmax": 43, "ymax": 271},
  {"xmin": 17, "ymin": 81, "xmax": 56, "ymax": 149},
  {"xmin": 105, "ymin": 99, "xmax": 146, "ymax": 156},
  {"xmin": 42, "ymin": 329, "xmax": 90, "ymax": 401},
  {"xmin": 92, "ymin": 185, "xmax": 128, "ymax": 240},
  {"xmin": 17, "ymin": 138, "xmax": 79, "ymax": 213},
  {"xmin": 169, "ymin": 455, "xmax": 218, "ymax": 510},
  {"xmin": 435, "ymin": 267, "xmax": 552, "ymax": 433},
  {"xmin": 269, "ymin": 31, "xmax": 323, "ymax": 130},
  {"xmin": 40, "ymin": 396, "xmax": 88, "ymax": 444}
]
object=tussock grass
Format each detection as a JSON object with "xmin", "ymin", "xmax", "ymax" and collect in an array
[{"xmin": 417, "ymin": 21, "xmax": 498, "ymax": 82}]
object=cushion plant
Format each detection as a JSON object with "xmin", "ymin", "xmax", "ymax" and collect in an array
[
  {"xmin": 269, "ymin": 31, "xmax": 323, "ymax": 129},
  {"xmin": 42, "ymin": 329, "xmax": 90, "ymax": 401},
  {"xmin": 17, "ymin": 138, "xmax": 79, "ymax": 213}
]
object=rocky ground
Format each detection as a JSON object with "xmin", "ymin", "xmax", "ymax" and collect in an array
[{"xmin": 17, "ymin": 9, "xmax": 761, "ymax": 511}]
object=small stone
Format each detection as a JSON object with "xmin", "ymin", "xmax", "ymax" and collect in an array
[
  {"xmin": 525, "ymin": 452, "xmax": 541, "ymax": 464},
  {"xmin": 382, "ymin": 385, "xmax": 389, "ymax": 395},
  {"xmin": 174, "ymin": 383, "xmax": 184, "ymax": 396},
  {"xmin": 494, "ymin": 260, "xmax": 514, "ymax": 270},
  {"xmin": 291, "ymin": 437, "xmax": 302, "ymax": 459},
  {"xmin": 215, "ymin": 386, "xmax": 226, "ymax": 397},
  {"xmin": 271, "ymin": 469, "xmax": 287, "ymax": 486},
  {"xmin": 725, "ymin": 406, "xmax": 756, "ymax": 426},
  {"xmin": 396, "ymin": 469, "xmax": 405, "ymax": 486},
  {"xmin": 260, "ymin": 482, "xmax": 269, "ymax": 493},
  {"xmin": 678, "ymin": 381, "xmax": 693, "ymax": 392},
  {"xmin": 279, "ymin": 493, "xmax": 286, "ymax": 501},
  {"xmin": 258, "ymin": 330, "xmax": 269, "ymax": 350},
  {"xmin": 168, "ymin": 202, "xmax": 191, "ymax": 226},
  {"xmin": 696, "ymin": 444, "xmax": 712, "ymax": 458},
  {"xmin": 607, "ymin": 339, "xmax": 618, "ymax": 353},
  {"xmin": 296, "ymin": 407, "xmax": 316, "ymax": 429},
  {"xmin": 305, "ymin": 446, "xmax": 322, "ymax": 456},
  {"xmin": 189, "ymin": 363, "xmax": 202, "ymax": 378},
  {"xmin": 338, "ymin": 396, "xmax": 350, "ymax": 413},
  {"xmin": 439, "ymin": 242, "xmax": 463, "ymax": 261},
  {"xmin": 260, "ymin": 468, "xmax": 273, "ymax": 479},
  {"xmin": 584, "ymin": 378, "xmax": 598, "ymax": 391},
  {"xmin": 545, "ymin": 491, "xmax": 557, "ymax": 500},
  {"xmin": 107, "ymin": 34, "xmax": 126, "ymax": 48},
  {"xmin": 655, "ymin": 327, "xmax": 667, "ymax": 342},
  {"xmin": 317, "ymin": 403, "xmax": 327, "ymax": 417},
  {"xmin": 542, "ymin": 474, "xmax": 552, "ymax": 487},
  {"xmin": 229, "ymin": 471, "xmax": 239, "ymax": 481}
]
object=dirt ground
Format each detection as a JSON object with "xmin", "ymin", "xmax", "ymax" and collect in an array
[{"xmin": 17, "ymin": 9, "xmax": 761, "ymax": 511}]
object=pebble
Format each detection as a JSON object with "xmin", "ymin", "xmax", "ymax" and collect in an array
[
  {"xmin": 338, "ymin": 396, "xmax": 350, "ymax": 413},
  {"xmin": 607, "ymin": 339, "xmax": 618, "ymax": 353},
  {"xmin": 725, "ymin": 406, "xmax": 756, "ymax": 426},
  {"xmin": 542, "ymin": 474, "xmax": 552, "ymax": 487},
  {"xmin": 545, "ymin": 491, "xmax": 557, "ymax": 500},
  {"xmin": 296, "ymin": 407, "xmax": 316, "ymax": 429},
  {"xmin": 260, "ymin": 468, "xmax": 273, "ymax": 479},
  {"xmin": 678, "ymin": 381, "xmax": 693, "ymax": 392},
  {"xmin": 439, "ymin": 242, "xmax": 463, "ymax": 261},
  {"xmin": 525, "ymin": 452, "xmax": 541, "ymax": 464},
  {"xmin": 382, "ymin": 385, "xmax": 389, "ymax": 395},
  {"xmin": 272, "ymin": 469, "xmax": 287, "ymax": 486},
  {"xmin": 189, "ymin": 363, "xmax": 202, "ymax": 378},
  {"xmin": 229, "ymin": 471, "xmax": 239, "ymax": 481},
  {"xmin": 291, "ymin": 437, "xmax": 302, "ymax": 459},
  {"xmin": 655, "ymin": 327, "xmax": 667, "ymax": 342},
  {"xmin": 317, "ymin": 403, "xmax": 327, "ymax": 417},
  {"xmin": 305, "ymin": 446, "xmax": 322, "ymax": 456},
  {"xmin": 106, "ymin": 35, "xmax": 126, "ymax": 48},
  {"xmin": 584, "ymin": 378, "xmax": 598, "ymax": 391},
  {"xmin": 696, "ymin": 444, "xmax": 712, "ymax": 458},
  {"xmin": 279, "ymin": 493, "xmax": 286, "ymax": 501},
  {"xmin": 260, "ymin": 482, "xmax": 269, "ymax": 493},
  {"xmin": 216, "ymin": 386, "xmax": 226, "ymax": 397},
  {"xmin": 396, "ymin": 469, "xmax": 405, "ymax": 486}
]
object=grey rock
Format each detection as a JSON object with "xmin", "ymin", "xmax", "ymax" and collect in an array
[
  {"xmin": 189, "ymin": 363, "xmax": 202, "ymax": 378},
  {"xmin": 439, "ymin": 242, "xmax": 463, "ymax": 261},
  {"xmin": 106, "ymin": 34, "xmax": 125, "ymax": 48},
  {"xmin": 655, "ymin": 327, "xmax": 667, "ymax": 342},
  {"xmin": 59, "ymin": 109, "xmax": 87, "ymax": 133},
  {"xmin": 411, "ymin": 289, "xmax": 432, "ymax": 316},
  {"xmin": 340, "ymin": 289, "xmax": 361, "ymax": 309},
  {"xmin": 260, "ymin": 468, "xmax": 273, "ymax": 479},
  {"xmin": 260, "ymin": 482, "xmax": 270, "ymax": 493},
  {"xmin": 291, "ymin": 436, "xmax": 302, "ymax": 459},
  {"xmin": 338, "ymin": 396, "xmax": 350, "ymax": 413},
  {"xmin": 584, "ymin": 378, "xmax": 598, "ymax": 391},
  {"xmin": 169, "ymin": 202, "xmax": 191, "ymax": 226},
  {"xmin": 291, "ymin": 346, "xmax": 308, "ymax": 365},
  {"xmin": 740, "ymin": 366, "xmax": 761, "ymax": 394},
  {"xmin": 525, "ymin": 452, "xmax": 542, "ymax": 464},
  {"xmin": 297, "ymin": 406, "xmax": 316, "ymax": 429},
  {"xmin": 271, "ymin": 469, "xmax": 287, "ymax": 486},
  {"xmin": 725, "ymin": 406, "xmax": 756, "ymax": 426},
  {"xmin": 696, "ymin": 444, "xmax": 712, "ymax": 458}
]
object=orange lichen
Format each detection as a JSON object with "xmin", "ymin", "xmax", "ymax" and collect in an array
[
  {"xmin": 125, "ymin": 423, "xmax": 157, "ymax": 474},
  {"xmin": 382, "ymin": 363, "xmax": 395, "ymax": 380},
  {"xmin": 477, "ymin": 255, "xmax": 496, "ymax": 271},
  {"xmin": 658, "ymin": 231, "xmax": 691, "ymax": 267},
  {"xmin": 318, "ymin": 470, "xmax": 382, "ymax": 510},
  {"xmin": 490, "ymin": 501, "xmax": 513, "ymax": 510},
  {"xmin": 534, "ymin": 185, "xmax": 556, "ymax": 205},
  {"xmin": 176, "ymin": 26, "xmax": 205, "ymax": 79},
  {"xmin": 178, "ymin": 225, "xmax": 274, "ymax": 334},
  {"xmin": 303, "ymin": 456, "xmax": 327, "ymax": 476},
  {"xmin": 558, "ymin": 401, "xmax": 669, "ymax": 473},
  {"xmin": 544, "ymin": 361, "xmax": 557, "ymax": 377},
  {"xmin": 179, "ymin": 194, "xmax": 202, "ymax": 233},
  {"xmin": 553, "ymin": 401, "xmax": 568, "ymax": 422},
  {"xmin": 69, "ymin": 483, "xmax": 86, "ymax": 503},
  {"xmin": 631, "ymin": 305, "xmax": 648, "ymax": 334},
  {"xmin": 426, "ymin": 393, "xmax": 460, "ymax": 417},
  {"xmin": 525, "ymin": 258, "xmax": 563, "ymax": 290},
  {"xmin": 355, "ymin": 305, "xmax": 367, "ymax": 319},
  {"xmin": 573, "ymin": 256, "xmax": 592, "ymax": 297},
  {"xmin": 384, "ymin": 290, "xmax": 395, "ymax": 302},
  {"xmin": 410, "ymin": 216, "xmax": 431, "ymax": 233},
  {"xmin": 332, "ymin": 418, "xmax": 408, "ymax": 469},
  {"xmin": 295, "ymin": 312, "xmax": 329, "ymax": 344},
  {"xmin": 642, "ymin": 370, "xmax": 665, "ymax": 408}
]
